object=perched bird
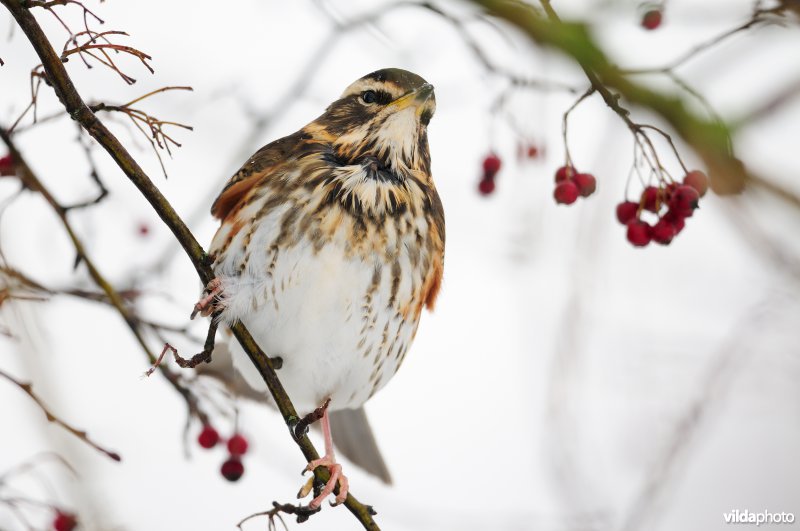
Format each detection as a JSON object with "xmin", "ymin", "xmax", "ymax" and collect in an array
[{"xmin": 198, "ymin": 68, "xmax": 444, "ymax": 508}]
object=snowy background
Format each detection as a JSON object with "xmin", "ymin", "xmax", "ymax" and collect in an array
[{"xmin": 1, "ymin": 0, "xmax": 799, "ymax": 530}]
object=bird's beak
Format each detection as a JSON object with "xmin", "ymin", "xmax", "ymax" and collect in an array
[{"xmin": 390, "ymin": 83, "xmax": 434, "ymax": 114}]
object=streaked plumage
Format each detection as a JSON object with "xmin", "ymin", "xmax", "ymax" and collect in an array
[{"xmin": 204, "ymin": 68, "xmax": 444, "ymax": 501}]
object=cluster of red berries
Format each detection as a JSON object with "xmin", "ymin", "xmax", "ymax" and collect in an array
[
  {"xmin": 0, "ymin": 154, "xmax": 15, "ymax": 177},
  {"xmin": 197, "ymin": 424, "xmax": 249, "ymax": 482},
  {"xmin": 617, "ymin": 170, "xmax": 708, "ymax": 247},
  {"xmin": 52, "ymin": 510, "xmax": 77, "ymax": 531},
  {"xmin": 641, "ymin": 5, "xmax": 663, "ymax": 30},
  {"xmin": 477, "ymin": 153, "xmax": 501, "ymax": 196},
  {"xmin": 553, "ymin": 165, "xmax": 596, "ymax": 205}
]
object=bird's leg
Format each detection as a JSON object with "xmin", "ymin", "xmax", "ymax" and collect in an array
[
  {"xmin": 191, "ymin": 278, "xmax": 222, "ymax": 319},
  {"xmin": 300, "ymin": 400, "xmax": 350, "ymax": 509}
]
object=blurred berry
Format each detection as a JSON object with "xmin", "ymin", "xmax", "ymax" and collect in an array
[
  {"xmin": 668, "ymin": 185, "xmax": 700, "ymax": 218},
  {"xmin": 227, "ymin": 433, "xmax": 249, "ymax": 456},
  {"xmin": 53, "ymin": 511, "xmax": 77, "ymax": 531},
  {"xmin": 641, "ymin": 186, "xmax": 660, "ymax": 212},
  {"xmin": 664, "ymin": 210, "xmax": 686, "ymax": 234},
  {"xmin": 554, "ymin": 181, "xmax": 579, "ymax": 205},
  {"xmin": 572, "ymin": 173, "xmax": 596, "ymax": 197},
  {"xmin": 221, "ymin": 457, "xmax": 245, "ymax": 482},
  {"xmin": 626, "ymin": 220, "xmax": 652, "ymax": 247},
  {"xmin": 683, "ymin": 170, "xmax": 709, "ymax": 197},
  {"xmin": 477, "ymin": 177, "xmax": 495, "ymax": 196},
  {"xmin": 0, "ymin": 154, "xmax": 14, "ymax": 177},
  {"xmin": 554, "ymin": 165, "xmax": 576, "ymax": 183},
  {"xmin": 482, "ymin": 154, "xmax": 501, "ymax": 176},
  {"xmin": 198, "ymin": 425, "xmax": 219, "ymax": 449},
  {"xmin": 651, "ymin": 217, "xmax": 676, "ymax": 245},
  {"xmin": 641, "ymin": 9, "xmax": 662, "ymax": 30},
  {"xmin": 616, "ymin": 201, "xmax": 639, "ymax": 225}
]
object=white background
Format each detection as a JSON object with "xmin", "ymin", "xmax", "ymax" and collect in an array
[{"xmin": 1, "ymin": 1, "xmax": 799, "ymax": 530}]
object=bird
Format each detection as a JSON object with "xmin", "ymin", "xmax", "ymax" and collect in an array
[{"xmin": 197, "ymin": 68, "xmax": 444, "ymax": 509}]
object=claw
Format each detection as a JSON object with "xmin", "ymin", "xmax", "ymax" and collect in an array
[{"xmin": 297, "ymin": 476, "xmax": 314, "ymax": 499}]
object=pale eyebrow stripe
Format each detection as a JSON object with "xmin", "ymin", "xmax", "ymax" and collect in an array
[{"xmin": 340, "ymin": 80, "xmax": 405, "ymax": 99}]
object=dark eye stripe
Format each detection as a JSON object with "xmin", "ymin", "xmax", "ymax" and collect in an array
[{"xmin": 374, "ymin": 91, "xmax": 393, "ymax": 105}]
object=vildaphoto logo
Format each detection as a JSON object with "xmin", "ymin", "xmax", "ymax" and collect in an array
[{"xmin": 723, "ymin": 509, "xmax": 795, "ymax": 526}]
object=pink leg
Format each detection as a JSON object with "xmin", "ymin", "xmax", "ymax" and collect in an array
[
  {"xmin": 191, "ymin": 278, "xmax": 222, "ymax": 319},
  {"xmin": 303, "ymin": 406, "xmax": 350, "ymax": 508}
]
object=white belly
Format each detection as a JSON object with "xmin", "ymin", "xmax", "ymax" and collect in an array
[{"xmin": 212, "ymin": 208, "xmax": 420, "ymax": 413}]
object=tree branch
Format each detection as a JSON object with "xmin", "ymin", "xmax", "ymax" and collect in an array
[
  {"xmin": 1, "ymin": 2, "xmax": 378, "ymax": 527},
  {"xmin": 0, "ymin": 369, "xmax": 121, "ymax": 461}
]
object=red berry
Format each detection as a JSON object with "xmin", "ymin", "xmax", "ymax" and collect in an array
[
  {"xmin": 554, "ymin": 181, "xmax": 579, "ymax": 205},
  {"xmin": 137, "ymin": 223, "xmax": 150, "ymax": 237},
  {"xmin": 221, "ymin": 457, "xmax": 245, "ymax": 482},
  {"xmin": 665, "ymin": 210, "xmax": 686, "ymax": 234},
  {"xmin": 572, "ymin": 173, "xmax": 596, "ymax": 197},
  {"xmin": 477, "ymin": 177, "xmax": 495, "ymax": 196},
  {"xmin": 555, "ymin": 165, "xmax": 576, "ymax": 183},
  {"xmin": 641, "ymin": 186, "xmax": 660, "ymax": 212},
  {"xmin": 227, "ymin": 433, "xmax": 249, "ymax": 456},
  {"xmin": 626, "ymin": 220, "xmax": 652, "ymax": 247},
  {"xmin": 683, "ymin": 170, "xmax": 709, "ymax": 197},
  {"xmin": 482, "ymin": 154, "xmax": 501, "ymax": 176},
  {"xmin": 53, "ymin": 511, "xmax": 77, "ymax": 531},
  {"xmin": 651, "ymin": 217, "xmax": 676, "ymax": 245},
  {"xmin": 526, "ymin": 145, "xmax": 539, "ymax": 158},
  {"xmin": 616, "ymin": 201, "xmax": 639, "ymax": 225},
  {"xmin": 197, "ymin": 425, "xmax": 219, "ymax": 449},
  {"xmin": 0, "ymin": 154, "xmax": 14, "ymax": 177},
  {"xmin": 641, "ymin": 9, "xmax": 662, "ymax": 30},
  {"xmin": 668, "ymin": 185, "xmax": 700, "ymax": 218}
]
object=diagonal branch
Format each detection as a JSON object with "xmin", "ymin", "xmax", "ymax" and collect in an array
[
  {"xmin": 0, "ymin": 369, "xmax": 121, "ymax": 462},
  {"xmin": 1, "ymin": 2, "xmax": 378, "ymax": 528}
]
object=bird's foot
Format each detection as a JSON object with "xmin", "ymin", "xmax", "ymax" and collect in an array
[
  {"xmin": 191, "ymin": 278, "xmax": 222, "ymax": 319},
  {"xmin": 301, "ymin": 455, "xmax": 349, "ymax": 509},
  {"xmin": 295, "ymin": 399, "xmax": 349, "ymax": 509}
]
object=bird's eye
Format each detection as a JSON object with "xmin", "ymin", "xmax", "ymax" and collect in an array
[{"xmin": 361, "ymin": 90, "xmax": 378, "ymax": 104}]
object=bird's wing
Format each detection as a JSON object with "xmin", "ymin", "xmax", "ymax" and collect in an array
[
  {"xmin": 329, "ymin": 407, "xmax": 393, "ymax": 484},
  {"xmin": 210, "ymin": 132, "xmax": 304, "ymax": 221},
  {"xmin": 421, "ymin": 188, "xmax": 446, "ymax": 311}
]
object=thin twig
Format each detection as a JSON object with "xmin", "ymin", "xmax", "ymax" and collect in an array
[{"xmin": 0, "ymin": 369, "xmax": 121, "ymax": 461}]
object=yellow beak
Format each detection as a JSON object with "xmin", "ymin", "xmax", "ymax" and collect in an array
[{"xmin": 390, "ymin": 83, "xmax": 434, "ymax": 114}]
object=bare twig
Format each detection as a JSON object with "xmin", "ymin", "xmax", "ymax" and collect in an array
[
  {"xmin": 0, "ymin": 369, "xmax": 121, "ymax": 461},
  {"xmin": 237, "ymin": 501, "xmax": 323, "ymax": 529},
  {"xmin": 90, "ymin": 86, "xmax": 194, "ymax": 178},
  {"xmin": 60, "ymin": 30, "xmax": 152, "ymax": 84}
]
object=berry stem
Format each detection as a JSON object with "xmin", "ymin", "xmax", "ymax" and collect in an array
[{"xmin": 561, "ymin": 87, "xmax": 595, "ymax": 167}]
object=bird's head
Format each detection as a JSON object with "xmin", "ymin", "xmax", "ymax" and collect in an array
[{"xmin": 312, "ymin": 68, "xmax": 436, "ymax": 182}]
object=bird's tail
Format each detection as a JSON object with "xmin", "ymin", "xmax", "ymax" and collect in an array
[{"xmin": 330, "ymin": 407, "xmax": 392, "ymax": 484}]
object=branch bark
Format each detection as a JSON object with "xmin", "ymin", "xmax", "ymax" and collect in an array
[{"xmin": 1, "ymin": 2, "xmax": 378, "ymax": 528}]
